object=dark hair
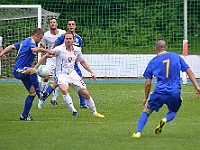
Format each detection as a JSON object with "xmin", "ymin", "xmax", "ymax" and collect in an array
[
  {"xmin": 31, "ymin": 28, "xmax": 44, "ymax": 36},
  {"xmin": 156, "ymin": 38, "xmax": 164, "ymax": 41},
  {"xmin": 48, "ymin": 17, "xmax": 57, "ymax": 24},
  {"xmin": 65, "ymin": 31, "xmax": 74, "ymax": 38},
  {"xmin": 155, "ymin": 38, "xmax": 167, "ymax": 50}
]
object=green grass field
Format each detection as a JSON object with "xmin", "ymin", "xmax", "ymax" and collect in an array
[{"xmin": 0, "ymin": 82, "xmax": 200, "ymax": 150}]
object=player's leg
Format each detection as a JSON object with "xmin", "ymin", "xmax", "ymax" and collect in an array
[
  {"xmin": 71, "ymin": 71, "xmax": 104, "ymax": 117},
  {"xmin": 19, "ymin": 78, "xmax": 36, "ymax": 121},
  {"xmin": 38, "ymin": 81, "xmax": 56, "ymax": 108},
  {"xmin": 74, "ymin": 62, "xmax": 88, "ymax": 108},
  {"xmin": 41, "ymin": 76, "xmax": 49, "ymax": 93},
  {"xmin": 132, "ymin": 107, "xmax": 153, "ymax": 138},
  {"xmin": 132, "ymin": 93, "xmax": 164, "ymax": 138},
  {"xmin": 49, "ymin": 61, "xmax": 59, "ymax": 106},
  {"xmin": 26, "ymin": 67, "xmax": 41, "ymax": 96},
  {"xmin": 51, "ymin": 87, "xmax": 59, "ymax": 106},
  {"xmin": 155, "ymin": 93, "xmax": 182, "ymax": 134},
  {"xmin": 59, "ymin": 75, "xmax": 77, "ymax": 117}
]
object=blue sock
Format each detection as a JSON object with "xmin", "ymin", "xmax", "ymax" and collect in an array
[
  {"xmin": 165, "ymin": 112, "xmax": 176, "ymax": 122},
  {"xmin": 136, "ymin": 111, "xmax": 150, "ymax": 133},
  {"xmin": 78, "ymin": 92, "xmax": 85, "ymax": 106},
  {"xmin": 40, "ymin": 85, "xmax": 54, "ymax": 101},
  {"xmin": 22, "ymin": 95, "xmax": 35, "ymax": 117},
  {"xmin": 30, "ymin": 73, "xmax": 40, "ymax": 95}
]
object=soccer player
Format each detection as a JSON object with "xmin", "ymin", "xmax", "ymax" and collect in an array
[
  {"xmin": 132, "ymin": 38, "xmax": 200, "ymax": 138},
  {"xmin": 0, "ymin": 28, "xmax": 55, "ymax": 121},
  {"xmin": 52, "ymin": 20, "xmax": 88, "ymax": 108},
  {"xmin": 37, "ymin": 31, "xmax": 105, "ymax": 118},
  {"xmin": 40, "ymin": 17, "xmax": 66, "ymax": 106}
]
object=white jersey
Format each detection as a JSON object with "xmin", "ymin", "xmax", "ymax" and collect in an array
[
  {"xmin": 0, "ymin": 36, "xmax": 2, "ymax": 46},
  {"xmin": 41, "ymin": 29, "xmax": 66, "ymax": 75},
  {"xmin": 54, "ymin": 45, "xmax": 83, "ymax": 75},
  {"xmin": 41, "ymin": 29, "xmax": 66, "ymax": 50}
]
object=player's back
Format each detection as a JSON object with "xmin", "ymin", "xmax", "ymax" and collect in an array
[
  {"xmin": 14, "ymin": 37, "xmax": 37, "ymax": 70},
  {"xmin": 145, "ymin": 52, "xmax": 189, "ymax": 94}
]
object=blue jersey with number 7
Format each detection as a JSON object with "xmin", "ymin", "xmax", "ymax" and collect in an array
[{"xmin": 143, "ymin": 52, "xmax": 189, "ymax": 94}]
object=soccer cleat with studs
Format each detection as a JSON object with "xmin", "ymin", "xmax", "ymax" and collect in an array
[
  {"xmin": 38, "ymin": 99, "xmax": 45, "ymax": 109},
  {"xmin": 20, "ymin": 115, "xmax": 33, "ymax": 121},
  {"xmin": 50, "ymin": 100, "xmax": 58, "ymax": 106},
  {"xmin": 38, "ymin": 92, "xmax": 50, "ymax": 99},
  {"xmin": 80, "ymin": 104, "xmax": 89, "ymax": 109},
  {"xmin": 155, "ymin": 118, "xmax": 167, "ymax": 135},
  {"xmin": 93, "ymin": 113, "xmax": 105, "ymax": 118},
  {"xmin": 72, "ymin": 111, "xmax": 78, "ymax": 118},
  {"xmin": 132, "ymin": 132, "xmax": 141, "ymax": 138}
]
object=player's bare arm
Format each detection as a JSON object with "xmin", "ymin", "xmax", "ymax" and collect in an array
[
  {"xmin": 186, "ymin": 68, "xmax": 200, "ymax": 97},
  {"xmin": 31, "ymin": 47, "xmax": 55, "ymax": 55},
  {"xmin": 0, "ymin": 46, "xmax": 6, "ymax": 59},
  {"xmin": 80, "ymin": 60, "xmax": 97, "ymax": 81},
  {"xmin": 143, "ymin": 79, "xmax": 151, "ymax": 105},
  {"xmin": 34, "ymin": 53, "xmax": 55, "ymax": 69},
  {"xmin": 0, "ymin": 44, "xmax": 16, "ymax": 57}
]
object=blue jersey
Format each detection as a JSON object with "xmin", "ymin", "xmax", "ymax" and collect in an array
[
  {"xmin": 13, "ymin": 37, "xmax": 37, "ymax": 71},
  {"xmin": 55, "ymin": 33, "xmax": 82, "ymax": 47},
  {"xmin": 55, "ymin": 33, "xmax": 83, "ymax": 76},
  {"xmin": 143, "ymin": 52, "xmax": 189, "ymax": 94}
]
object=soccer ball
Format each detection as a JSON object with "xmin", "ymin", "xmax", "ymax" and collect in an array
[{"xmin": 38, "ymin": 65, "xmax": 50, "ymax": 78}]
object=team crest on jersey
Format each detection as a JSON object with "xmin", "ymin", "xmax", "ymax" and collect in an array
[
  {"xmin": 75, "ymin": 38, "xmax": 79, "ymax": 43},
  {"xmin": 68, "ymin": 57, "xmax": 72, "ymax": 62},
  {"xmin": 74, "ymin": 51, "xmax": 77, "ymax": 55}
]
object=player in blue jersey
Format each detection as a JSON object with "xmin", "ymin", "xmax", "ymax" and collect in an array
[
  {"xmin": 0, "ymin": 28, "xmax": 54, "ymax": 121},
  {"xmin": 53, "ymin": 20, "xmax": 88, "ymax": 108},
  {"xmin": 132, "ymin": 38, "xmax": 200, "ymax": 138}
]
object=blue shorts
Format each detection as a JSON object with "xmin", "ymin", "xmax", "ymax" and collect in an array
[
  {"xmin": 74, "ymin": 62, "xmax": 82, "ymax": 77},
  {"xmin": 146, "ymin": 92, "xmax": 182, "ymax": 112},
  {"xmin": 13, "ymin": 67, "xmax": 33, "ymax": 91}
]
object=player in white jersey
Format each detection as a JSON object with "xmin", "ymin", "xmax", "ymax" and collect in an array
[
  {"xmin": 40, "ymin": 17, "xmax": 66, "ymax": 106},
  {"xmin": 37, "ymin": 31, "xmax": 105, "ymax": 118}
]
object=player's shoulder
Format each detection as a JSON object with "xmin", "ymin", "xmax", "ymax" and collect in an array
[
  {"xmin": 43, "ymin": 31, "xmax": 51, "ymax": 39},
  {"xmin": 73, "ymin": 45, "xmax": 81, "ymax": 51},
  {"xmin": 58, "ymin": 29, "xmax": 66, "ymax": 34},
  {"xmin": 74, "ymin": 33, "xmax": 82, "ymax": 39},
  {"xmin": 55, "ymin": 43, "xmax": 65, "ymax": 49}
]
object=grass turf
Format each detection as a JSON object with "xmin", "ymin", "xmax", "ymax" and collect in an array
[{"xmin": 0, "ymin": 82, "xmax": 200, "ymax": 150}]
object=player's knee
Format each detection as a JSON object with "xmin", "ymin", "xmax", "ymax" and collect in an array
[
  {"xmin": 29, "ymin": 92, "xmax": 36, "ymax": 96},
  {"xmin": 79, "ymin": 90, "xmax": 90, "ymax": 99},
  {"xmin": 30, "ymin": 68, "xmax": 37, "ymax": 75}
]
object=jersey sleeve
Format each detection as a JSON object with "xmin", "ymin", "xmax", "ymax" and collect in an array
[
  {"xmin": 55, "ymin": 34, "xmax": 65, "ymax": 46},
  {"xmin": 14, "ymin": 42, "xmax": 21, "ymax": 50},
  {"xmin": 78, "ymin": 36, "xmax": 82, "ymax": 47},
  {"xmin": 179, "ymin": 56, "xmax": 189, "ymax": 72},
  {"xmin": 77, "ymin": 48, "xmax": 84, "ymax": 62},
  {"xmin": 40, "ymin": 36, "xmax": 46, "ymax": 47},
  {"xmin": 143, "ymin": 61, "xmax": 153, "ymax": 79}
]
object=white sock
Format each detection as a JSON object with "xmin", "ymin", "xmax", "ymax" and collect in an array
[
  {"xmin": 85, "ymin": 97, "xmax": 97, "ymax": 115},
  {"xmin": 41, "ymin": 81, "xmax": 48, "ymax": 92},
  {"xmin": 62, "ymin": 94, "xmax": 77, "ymax": 112},
  {"xmin": 52, "ymin": 87, "xmax": 59, "ymax": 101}
]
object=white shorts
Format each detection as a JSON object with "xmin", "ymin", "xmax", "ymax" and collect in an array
[
  {"xmin": 46, "ymin": 57, "xmax": 56, "ymax": 76},
  {"xmin": 55, "ymin": 70, "xmax": 86, "ymax": 91}
]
